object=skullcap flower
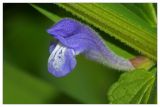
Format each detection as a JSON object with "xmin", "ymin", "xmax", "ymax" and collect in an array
[{"xmin": 47, "ymin": 18, "xmax": 135, "ymax": 77}]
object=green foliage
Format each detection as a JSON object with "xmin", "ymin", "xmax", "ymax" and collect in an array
[
  {"xmin": 122, "ymin": 3, "xmax": 157, "ymax": 26},
  {"xmin": 31, "ymin": 4, "xmax": 61, "ymax": 22},
  {"xmin": 108, "ymin": 69, "xmax": 156, "ymax": 104},
  {"xmin": 4, "ymin": 3, "xmax": 157, "ymax": 104}
]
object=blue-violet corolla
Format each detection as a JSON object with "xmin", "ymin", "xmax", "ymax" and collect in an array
[{"xmin": 47, "ymin": 18, "xmax": 135, "ymax": 77}]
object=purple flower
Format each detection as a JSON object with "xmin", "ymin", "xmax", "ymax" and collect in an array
[{"xmin": 47, "ymin": 18, "xmax": 134, "ymax": 77}]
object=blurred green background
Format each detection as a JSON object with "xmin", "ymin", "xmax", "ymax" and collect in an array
[{"xmin": 3, "ymin": 3, "xmax": 130, "ymax": 104}]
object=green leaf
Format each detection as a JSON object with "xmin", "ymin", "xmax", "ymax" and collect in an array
[
  {"xmin": 148, "ymin": 81, "xmax": 157, "ymax": 104},
  {"xmin": 130, "ymin": 78, "xmax": 154, "ymax": 104},
  {"xmin": 147, "ymin": 67, "xmax": 157, "ymax": 104},
  {"xmin": 137, "ymin": 3, "xmax": 157, "ymax": 27},
  {"xmin": 107, "ymin": 69, "xmax": 155, "ymax": 104},
  {"xmin": 140, "ymin": 67, "xmax": 157, "ymax": 104},
  {"xmin": 30, "ymin": 4, "xmax": 61, "ymax": 22},
  {"xmin": 57, "ymin": 3, "xmax": 157, "ymax": 60},
  {"xmin": 141, "ymin": 83, "xmax": 153, "ymax": 103},
  {"xmin": 122, "ymin": 3, "xmax": 157, "ymax": 27}
]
